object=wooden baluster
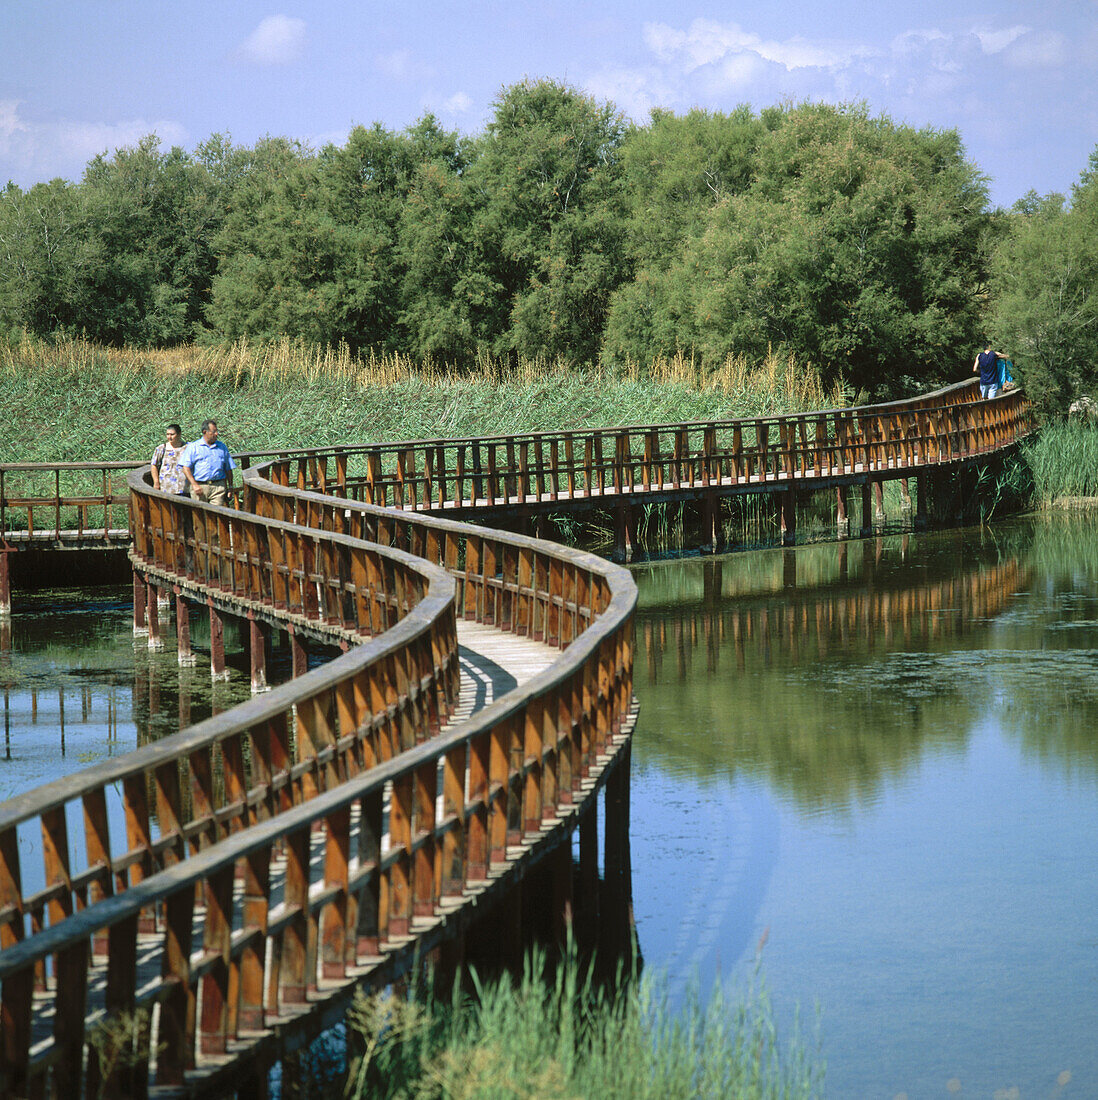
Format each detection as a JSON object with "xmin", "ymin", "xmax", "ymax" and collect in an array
[
  {"xmin": 482, "ymin": 539, "xmax": 498, "ymax": 626},
  {"xmin": 518, "ymin": 440, "xmax": 530, "ymax": 504},
  {"xmin": 41, "ymin": 805, "xmax": 74, "ymax": 933},
  {"xmin": 440, "ymin": 744, "xmax": 466, "ymax": 897},
  {"xmin": 464, "ymin": 535, "xmax": 482, "ymax": 621},
  {"xmin": 395, "ymin": 448, "xmax": 407, "ymax": 509},
  {"xmin": 51, "ymin": 937, "xmax": 90, "ymax": 1097},
  {"xmin": 517, "ymin": 549, "xmax": 534, "ymax": 637},
  {"xmin": 534, "ymin": 438, "xmax": 546, "ymax": 500},
  {"xmin": 471, "ymin": 442, "xmax": 484, "ymax": 505},
  {"xmin": 238, "ymin": 846, "xmax": 271, "ymax": 1031},
  {"xmin": 564, "ymin": 435, "xmax": 576, "ymax": 498},
  {"xmin": 366, "ymin": 451, "xmax": 384, "ymax": 506},
  {"xmin": 158, "ymin": 886, "xmax": 196, "ymax": 1084},
  {"xmin": 454, "ymin": 445, "xmax": 465, "ymax": 507},
  {"xmin": 523, "ymin": 696, "xmax": 544, "ymax": 832},
  {"xmin": 189, "ymin": 745, "xmax": 217, "ymax": 852},
  {"xmin": 412, "ymin": 760, "xmax": 438, "ymax": 917},
  {"xmin": 154, "ymin": 760, "xmax": 185, "ymax": 871},
  {"xmin": 465, "ymin": 733, "xmax": 490, "ymax": 881},
  {"xmin": 199, "ymin": 866, "xmax": 235, "ymax": 1056},
  {"xmin": 388, "ymin": 774, "xmax": 413, "ymax": 938},
  {"xmin": 488, "ymin": 718, "xmax": 511, "ymax": 863},
  {"xmin": 485, "ymin": 443, "xmax": 498, "ymax": 503},
  {"xmin": 280, "ymin": 828, "xmax": 310, "ymax": 1004},
  {"xmin": 356, "ymin": 789, "xmax": 384, "ymax": 957}
]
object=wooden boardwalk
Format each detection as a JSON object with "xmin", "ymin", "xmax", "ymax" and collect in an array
[
  {"xmin": 22, "ymin": 626, "xmax": 567, "ymax": 1090},
  {"xmin": 0, "ymin": 378, "xmax": 1032, "ymax": 1099}
]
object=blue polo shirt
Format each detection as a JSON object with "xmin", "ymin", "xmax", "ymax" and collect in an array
[{"xmin": 181, "ymin": 439, "xmax": 235, "ymax": 482}]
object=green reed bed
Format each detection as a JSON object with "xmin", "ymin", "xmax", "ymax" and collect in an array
[
  {"xmin": 0, "ymin": 334, "xmax": 834, "ymax": 465},
  {"xmin": 1021, "ymin": 420, "xmax": 1098, "ymax": 504},
  {"xmin": 343, "ymin": 950, "xmax": 823, "ymax": 1100}
]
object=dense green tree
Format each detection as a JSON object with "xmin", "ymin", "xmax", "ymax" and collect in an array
[
  {"xmin": 465, "ymin": 79, "xmax": 630, "ymax": 364},
  {"xmin": 603, "ymin": 103, "xmax": 989, "ymax": 398},
  {"xmin": 76, "ymin": 135, "xmax": 227, "ymax": 345},
  {"xmin": 0, "ymin": 179, "xmax": 96, "ymax": 336},
  {"xmin": 209, "ymin": 119, "xmax": 464, "ymax": 351},
  {"xmin": 988, "ymin": 151, "xmax": 1098, "ymax": 418}
]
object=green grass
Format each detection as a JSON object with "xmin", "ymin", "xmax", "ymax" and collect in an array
[
  {"xmin": 343, "ymin": 949, "xmax": 823, "ymax": 1100},
  {"xmin": 0, "ymin": 334, "xmax": 835, "ymax": 464},
  {"xmin": 1020, "ymin": 420, "xmax": 1098, "ymax": 503}
]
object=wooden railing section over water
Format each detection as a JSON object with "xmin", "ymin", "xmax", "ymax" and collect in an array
[
  {"xmin": 0, "ymin": 378, "xmax": 1031, "ymax": 1097},
  {"xmin": 0, "ymin": 460, "xmax": 637, "ymax": 1098}
]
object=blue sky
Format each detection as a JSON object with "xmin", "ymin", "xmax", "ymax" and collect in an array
[{"xmin": 3, "ymin": 1, "xmax": 1096, "ymax": 209}]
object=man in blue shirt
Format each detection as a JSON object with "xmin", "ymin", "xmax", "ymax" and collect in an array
[
  {"xmin": 181, "ymin": 419, "xmax": 236, "ymax": 506},
  {"xmin": 972, "ymin": 343, "xmax": 1006, "ymax": 399}
]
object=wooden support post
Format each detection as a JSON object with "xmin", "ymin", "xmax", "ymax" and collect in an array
[
  {"xmin": 133, "ymin": 570, "xmax": 148, "ymax": 636},
  {"xmin": 613, "ymin": 503, "xmax": 635, "ymax": 562},
  {"xmin": 147, "ymin": 581, "xmax": 163, "ymax": 651},
  {"xmin": 552, "ymin": 837, "xmax": 574, "ymax": 945},
  {"xmin": 249, "ymin": 613, "xmax": 269, "ymax": 693},
  {"xmin": 601, "ymin": 744, "xmax": 634, "ymax": 967},
  {"xmin": 836, "ymin": 485, "xmax": 850, "ymax": 537},
  {"xmin": 0, "ymin": 550, "xmax": 10, "ymax": 618},
  {"xmin": 873, "ymin": 478, "xmax": 886, "ymax": 525},
  {"xmin": 702, "ymin": 491, "xmax": 720, "ymax": 551},
  {"xmin": 578, "ymin": 801, "xmax": 599, "ymax": 954},
  {"xmin": 289, "ymin": 626, "xmax": 307, "ymax": 678},
  {"xmin": 779, "ymin": 489, "xmax": 797, "ymax": 546},
  {"xmin": 860, "ymin": 481, "xmax": 873, "ymax": 537},
  {"xmin": 915, "ymin": 474, "xmax": 929, "ymax": 529},
  {"xmin": 208, "ymin": 599, "xmax": 229, "ymax": 681},
  {"xmin": 900, "ymin": 477, "xmax": 912, "ymax": 511},
  {"xmin": 175, "ymin": 589, "xmax": 196, "ymax": 666}
]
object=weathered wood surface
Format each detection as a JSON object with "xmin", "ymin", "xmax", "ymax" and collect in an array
[
  {"xmin": 0, "ymin": 381, "xmax": 1032, "ymax": 547},
  {"xmin": 0, "ymin": 448, "xmax": 637, "ymax": 1099},
  {"xmin": 0, "ymin": 377, "xmax": 1034, "ymax": 1097},
  {"xmin": 263, "ymin": 379, "xmax": 1032, "ymax": 515}
]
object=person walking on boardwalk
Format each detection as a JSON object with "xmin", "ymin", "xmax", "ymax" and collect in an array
[
  {"xmin": 973, "ymin": 343, "xmax": 1006, "ymax": 399},
  {"xmin": 181, "ymin": 419, "xmax": 236, "ymax": 506},
  {"xmin": 150, "ymin": 423, "xmax": 188, "ymax": 494}
]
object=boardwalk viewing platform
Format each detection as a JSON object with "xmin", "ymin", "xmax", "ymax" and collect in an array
[{"xmin": 0, "ymin": 378, "xmax": 1030, "ymax": 1098}]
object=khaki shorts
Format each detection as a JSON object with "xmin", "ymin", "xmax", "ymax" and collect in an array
[{"xmin": 194, "ymin": 478, "xmax": 232, "ymax": 507}]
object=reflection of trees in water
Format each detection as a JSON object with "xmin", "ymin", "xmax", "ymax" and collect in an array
[{"xmin": 632, "ymin": 547, "xmax": 1080, "ymax": 814}]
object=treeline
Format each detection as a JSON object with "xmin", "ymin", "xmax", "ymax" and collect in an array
[{"xmin": 1, "ymin": 79, "xmax": 1095, "ymax": 411}]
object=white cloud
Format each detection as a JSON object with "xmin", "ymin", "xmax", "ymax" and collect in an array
[
  {"xmin": 0, "ymin": 100, "xmax": 29, "ymax": 150},
  {"xmin": 644, "ymin": 19, "xmax": 849, "ymax": 76},
  {"xmin": 584, "ymin": 68, "xmax": 666, "ymax": 121},
  {"xmin": 975, "ymin": 26, "xmax": 1029, "ymax": 54},
  {"xmin": 238, "ymin": 15, "xmax": 306, "ymax": 65},
  {"xmin": 441, "ymin": 92, "xmax": 473, "ymax": 115},
  {"xmin": 615, "ymin": 16, "xmax": 1077, "ymax": 120},
  {"xmin": 0, "ymin": 100, "xmax": 187, "ymax": 185}
]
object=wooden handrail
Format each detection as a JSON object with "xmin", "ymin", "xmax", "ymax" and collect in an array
[
  {"xmin": 0, "ymin": 382, "xmax": 1033, "ymax": 545},
  {"xmin": 0, "ymin": 455, "xmax": 636, "ymax": 1096},
  {"xmin": 0, "ymin": 377, "xmax": 1035, "ymax": 1095}
]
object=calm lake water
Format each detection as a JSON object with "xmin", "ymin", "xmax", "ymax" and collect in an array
[
  {"xmin": 2, "ymin": 512, "xmax": 1097, "ymax": 1098},
  {"xmin": 631, "ymin": 512, "xmax": 1098, "ymax": 1099}
]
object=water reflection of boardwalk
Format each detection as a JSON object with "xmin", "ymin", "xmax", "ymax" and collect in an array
[{"xmin": 640, "ymin": 554, "xmax": 1026, "ymax": 682}]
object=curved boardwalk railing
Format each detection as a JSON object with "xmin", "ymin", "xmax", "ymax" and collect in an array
[
  {"xmin": 0, "ymin": 379, "xmax": 1030, "ymax": 1097},
  {"xmin": 286, "ymin": 380, "xmax": 1030, "ymax": 513},
  {"xmin": 0, "ymin": 460, "xmax": 637, "ymax": 1098},
  {"xmin": 0, "ymin": 381, "xmax": 1031, "ymax": 547}
]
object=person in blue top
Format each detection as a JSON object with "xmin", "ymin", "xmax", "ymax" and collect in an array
[
  {"xmin": 972, "ymin": 343, "xmax": 1007, "ymax": 399},
  {"xmin": 181, "ymin": 418, "xmax": 236, "ymax": 506}
]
